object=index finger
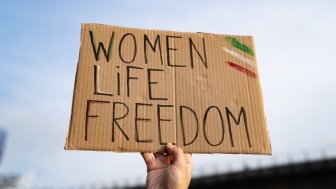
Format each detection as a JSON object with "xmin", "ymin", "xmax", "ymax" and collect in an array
[{"xmin": 141, "ymin": 152, "xmax": 154, "ymax": 167}]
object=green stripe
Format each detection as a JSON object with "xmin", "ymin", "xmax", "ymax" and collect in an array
[{"xmin": 225, "ymin": 36, "xmax": 254, "ymax": 56}]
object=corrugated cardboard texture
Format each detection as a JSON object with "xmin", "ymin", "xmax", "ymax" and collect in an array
[{"xmin": 65, "ymin": 23, "xmax": 271, "ymax": 154}]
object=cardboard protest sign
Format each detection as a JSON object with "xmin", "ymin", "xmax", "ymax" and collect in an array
[{"xmin": 65, "ymin": 23, "xmax": 271, "ymax": 154}]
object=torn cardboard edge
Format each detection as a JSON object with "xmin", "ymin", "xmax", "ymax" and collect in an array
[{"xmin": 65, "ymin": 23, "xmax": 272, "ymax": 155}]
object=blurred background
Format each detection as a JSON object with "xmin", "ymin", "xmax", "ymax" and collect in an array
[{"xmin": 1, "ymin": 0, "xmax": 336, "ymax": 188}]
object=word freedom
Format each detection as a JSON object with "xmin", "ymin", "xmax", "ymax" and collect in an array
[{"xmin": 85, "ymin": 100, "xmax": 252, "ymax": 147}]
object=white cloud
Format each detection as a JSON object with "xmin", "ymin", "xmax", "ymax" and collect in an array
[{"xmin": 17, "ymin": 170, "xmax": 36, "ymax": 189}]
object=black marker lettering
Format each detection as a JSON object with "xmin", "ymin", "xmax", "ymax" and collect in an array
[
  {"xmin": 112, "ymin": 102, "xmax": 129, "ymax": 142},
  {"xmin": 157, "ymin": 104, "xmax": 174, "ymax": 145},
  {"xmin": 180, "ymin": 106, "xmax": 199, "ymax": 146},
  {"xmin": 135, "ymin": 103, "xmax": 153, "ymax": 143},
  {"xmin": 225, "ymin": 107, "xmax": 251, "ymax": 147},
  {"xmin": 119, "ymin": 33, "xmax": 137, "ymax": 63},
  {"xmin": 189, "ymin": 37, "xmax": 208, "ymax": 68},
  {"xmin": 126, "ymin": 66, "xmax": 143, "ymax": 97},
  {"xmin": 93, "ymin": 65, "xmax": 113, "ymax": 96},
  {"xmin": 89, "ymin": 31, "xmax": 114, "ymax": 62},
  {"xmin": 147, "ymin": 69, "xmax": 167, "ymax": 100},
  {"xmin": 166, "ymin": 35, "xmax": 186, "ymax": 67},
  {"xmin": 203, "ymin": 106, "xmax": 224, "ymax": 146},
  {"xmin": 144, "ymin": 34, "xmax": 163, "ymax": 65},
  {"xmin": 116, "ymin": 66, "xmax": 121, "ymax": 96},
  {"xmin": 85, "ymin": 100, "xmax": 110, "ymax": 141}
]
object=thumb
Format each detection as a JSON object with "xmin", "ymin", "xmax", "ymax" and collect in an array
[{"xmin": 166, "ymin": 143, "xmax": 184, "ymax": 166}]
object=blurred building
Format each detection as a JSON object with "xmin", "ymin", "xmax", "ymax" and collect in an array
[
  {"xmin": 0, "ymin": 127, "xmax": 7, "ymax": 165},
  {"xmin": 0, "ymin": 174, "xmax": 20, "ymax": 189},
  {"xmin": 188, "ymin": 157, "xmax": 336, "ymax": 189},
  {"xmin": 116, "ymin": 156, "xmax": 336, "ymax": 189},
  {"xmin": 0, "ymin": 128, "xmax": 20, "ymax": 189}
]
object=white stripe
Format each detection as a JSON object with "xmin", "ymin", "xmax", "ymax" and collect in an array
[{"xmin": 221, "ymin": 47, "xmax": 256, "ymax": 68}]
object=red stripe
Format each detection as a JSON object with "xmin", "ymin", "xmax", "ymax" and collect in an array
[{"xmin": 226, "ymin": 61, "xmax": 257, "ymax": 78}]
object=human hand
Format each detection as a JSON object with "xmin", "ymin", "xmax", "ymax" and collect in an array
[{"xmin": 141, "ymin": 143, "xmax": 192, "ymax": 189}]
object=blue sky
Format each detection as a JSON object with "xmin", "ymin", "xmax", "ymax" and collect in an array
[{"xmin": 1, "ymin": 0, "xmax": 336, "ymax": 188}]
